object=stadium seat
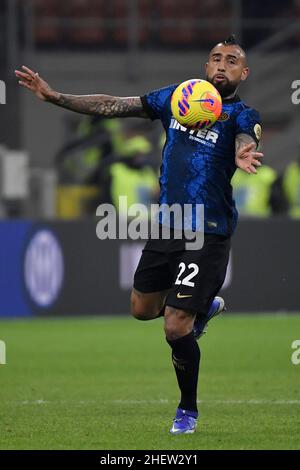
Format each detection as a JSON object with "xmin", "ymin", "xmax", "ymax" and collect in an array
[
  {"xmin": 195, "ymin": 0, "xmax": 232, "ymax": 46},
  {"xmin": 157, "ymin": 0, "xmax": 199, "ymax": 46},
  {"xmin": 33, "ymin": 0, "xmax": 63, "ymax": 46},
  {"xmin": 156, "ymin": 0, "xmax": 232, "ymax": 48},
  {"xmin": 109, "ymin": 0, "xmax": 151, "ymax": 47},
  {"xmin": 66, "ymin": 0, "xmax": 106, "ymax": 47},
  {"xmin": 293, "ymin": 0, "xmax": 300, "ymax": 44},
  {"xmin": 137, "ymin": 0, "xmax": 152, "ymax": 45},
  {"xmin": 108, "ymin": 0, "xmax": 128, "ymax": 46}
]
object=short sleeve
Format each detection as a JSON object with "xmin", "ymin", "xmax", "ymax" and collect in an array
[
  {"xmin": 141, "ymin": 84, "xmax": 177, "ymax": 121},
  {"xmin": 235, "ymin": 107, "xmax": 262, "ymax": 145}
]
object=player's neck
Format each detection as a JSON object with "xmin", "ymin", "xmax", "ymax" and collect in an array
[
  {"xmin": 223, "ymin": 92, "xmax": 236, "ymax": 100},
  {"xmin": 222, "ymin": 93, "xmax": 240, "ymax": 103}
]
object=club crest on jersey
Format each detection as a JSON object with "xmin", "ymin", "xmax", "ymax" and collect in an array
[
  {"xmin": 218, "ymin": 112, "xmax": 229, "ymax": 122},
  {"xmin": 254, "ymin": 123, "xmax": 262, "ymax": 141}
]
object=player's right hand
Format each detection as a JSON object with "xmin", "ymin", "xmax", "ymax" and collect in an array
[{"xmin": 15, "ymin": 66, "xmax": 57, "ymax": 101}]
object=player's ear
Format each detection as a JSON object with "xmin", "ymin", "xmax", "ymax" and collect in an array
[
  {"xmin": 241, "ymin": 67, "xmax": 250, "ymax": 81},
  {"xmin": 205, "ymin": 62, "xmax": 208, "ymax": 73}
]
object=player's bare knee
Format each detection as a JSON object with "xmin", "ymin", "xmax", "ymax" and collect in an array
[
  {"xmin": 130, "ymin": 289, "xmax": 162, "ymax": 321},
  {"xmin": 164, "ymin": 306, "xmax": 194, "ymax": 341},
  {"xmin": 130, "ymin": 291, "xmax": 145, "ymax": 320},
  {"xmin": 131, "ymin": 305, "xmax": 152, "ymax": 321},
  {"xmin": 130, "ymin": 299, "xmax": 156, "ymax": 321}
]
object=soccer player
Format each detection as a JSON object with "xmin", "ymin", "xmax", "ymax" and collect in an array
[{"xmin": 16, "ymin": 35, "xmax": 263, "ymax": 435}]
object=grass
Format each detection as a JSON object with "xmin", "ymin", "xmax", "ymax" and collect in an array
[{"xmin": 0, "ymin": 314, "xmax": 299, "ymax": 450}]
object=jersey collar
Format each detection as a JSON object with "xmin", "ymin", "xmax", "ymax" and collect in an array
[{"xmin": 222, "ymin": 95, "xmax": 241, "ymax": 103}]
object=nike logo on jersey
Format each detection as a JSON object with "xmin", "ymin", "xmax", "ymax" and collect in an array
[{"xmin": 177, "ymin": 293, "xmax": 193, "ymax": 299}]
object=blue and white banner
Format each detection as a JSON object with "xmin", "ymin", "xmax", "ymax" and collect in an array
[
  {"xmin": 0, "ymin": 219, "xmax": 299, "ymax": 317},
  {"xmin": 0, "ymin": 221, "xmax": 33, "ymax": 317}
]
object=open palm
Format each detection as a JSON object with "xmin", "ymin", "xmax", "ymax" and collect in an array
[
  {"xmin": 15, "ymin": 66, "xmax": 55, "ymax": 101},
  {"xmin": 236, "ymin": 142, "xmax": 263, "ymax": 174}
]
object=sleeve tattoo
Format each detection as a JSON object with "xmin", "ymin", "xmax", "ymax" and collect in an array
[{"xmin": 49, "ymin": 93, "xmax": 149, "ymax": 118}]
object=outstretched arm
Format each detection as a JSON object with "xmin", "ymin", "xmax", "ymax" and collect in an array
[
  {"xmin": 15, "ymin": 65, "xmax": 148, "ymax": 118},
  {"xmin": 235, "ymin": 133, "xmax": 264, "ymax": 174}
]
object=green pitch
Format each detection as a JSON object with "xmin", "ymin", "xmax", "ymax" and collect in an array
[{"xmin": 0, "ymin": 314, "xmax": 299, "ymax": 450}]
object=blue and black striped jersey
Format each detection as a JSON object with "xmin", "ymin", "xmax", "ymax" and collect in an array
[{"xmin": 141, "ymin": 83, "xmax": 261, "ymax": 236}]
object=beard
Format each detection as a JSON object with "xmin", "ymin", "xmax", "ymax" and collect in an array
[{"xmin": 206, "ymin": 74, "xmax": 239, "ymax": 98}]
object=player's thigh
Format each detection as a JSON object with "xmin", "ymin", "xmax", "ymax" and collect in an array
[
  {"xmin": 165, "ymin": 234, "xmax": 231, "ymax": 317},
  {"xmin": 131, "ymin": 247, "xmax": 173, "ymax": 319}
]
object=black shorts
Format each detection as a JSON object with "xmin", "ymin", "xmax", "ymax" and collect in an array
[{"xmin": 133, "ymin": 233, "xmax": 230, "ymax": 316}]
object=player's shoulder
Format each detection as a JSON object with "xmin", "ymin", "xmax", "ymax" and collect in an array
[
  {"xmin": 233, "ymin": 97, "xmax": 261, "ymax": 121},
  {"xmin": 141, "ymin": 83, "xmax": 179, "ymax": 120},
  {"xmin": 232, "ymin": 97, "xmax": 262, "ymax": 142},
  {"xmin": 142, "ymin": 83, "xmax": 178, "ymax": 108},
  {"xmin": 157, "ymin": 83, "xmax": 179, "ymax": 103},
  {"xmin": 146, "ymin": 83, "xmax": 178, "ymax": 97}
]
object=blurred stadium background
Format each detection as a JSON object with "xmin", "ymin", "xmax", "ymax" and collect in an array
[{"xmin": 0, "ymin": 0, "xmax": 300, "ymax": 450}]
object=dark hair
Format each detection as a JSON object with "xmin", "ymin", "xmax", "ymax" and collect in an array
[
  {"xmin": 220, "ymin": 34, "xmax": 247, "ymax": 59},
  {"xmin": 223, "ymin": 34, "xmax": 238, "ymax": 46}
]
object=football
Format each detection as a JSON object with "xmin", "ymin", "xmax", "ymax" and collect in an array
[{"xmin": 171, "ymin": 78, "xmax": 222, "ymax": 130}]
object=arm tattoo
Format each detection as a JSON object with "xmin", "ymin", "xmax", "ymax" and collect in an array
[
  {"xmin": 49, "ymin": 94, "xmax": 149, "ymax": 118},
  {"xmin": 235, "ymin": 133, "xmax": 257, "ymax": 152}
]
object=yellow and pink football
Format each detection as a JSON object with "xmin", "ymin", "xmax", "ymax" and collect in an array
[{"xmin": 171, "ymin": 79, "xmax": 222, "ymax": 130}]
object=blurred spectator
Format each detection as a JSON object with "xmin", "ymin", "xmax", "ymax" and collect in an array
[
  {"xmin": 55, "ymin": 116, "xmax": 123, "ymax": 218},
  {"xmin": 56, "ymin": 116, "xmax": 122, "ymax": 185},
  {"xmin": 269, "ymin": 173, "xmax": 289, "ymax": 215},
  {"xmin": 232, "ymin": 165, "xmax": 278, "ymax": 217},
  {"xmin": 55, "ymin": 117, "xmax": 158, "ymax": 218},
  {"xmin": 104, "ymin": 135, "xmax": 159, "ymax": 215},
  {"xmin": 282, "ymin": 156, "xmax": 300, "ymax": 218}
]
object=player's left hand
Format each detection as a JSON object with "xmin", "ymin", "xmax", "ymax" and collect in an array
[{"xmin": 235, "ymin": 142, "xmax": 264, "ymax": 174}]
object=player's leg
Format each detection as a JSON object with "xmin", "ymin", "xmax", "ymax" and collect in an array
[
  {"xmin": 191, "ymin": 235, "xmax": 230, "ymax": 339},
  {"xmin": 165, "ymin": 234, "xmax": 231, "ymax": 434},
  {"xmin": 164, "ymin": 306, "xmax": 199, "ymax": 434},
  {"xmin": 130, "ymin": 288, "xmax": 169, "ymax": 321},
  {"xmin": 131, "ymin": 244, "xmax": 173, "ymax": 321}
]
